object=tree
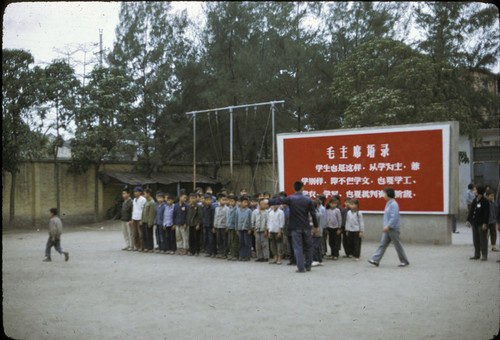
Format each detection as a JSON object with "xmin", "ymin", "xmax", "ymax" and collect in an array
[
  {"xmin": 2, "ymin": 49, "xmax": 46, "ymax": 224},
  {"xmin": 69, "ymin": 66, "xmax": 134, "ymax": 221},
  {"xmin": 414, "ymin": 2, "xmax": 499, "ymax": 70},
  {"xmin": 330, "ymin": 38, "xmax": 488, "ymax": 135},
  {"xmin": 42, "ymin": 60, "xmax": 80, "ymax": 212},
  {"xmin": 108, "ymin": 2, "xmax": 192, "ymax": 175}
]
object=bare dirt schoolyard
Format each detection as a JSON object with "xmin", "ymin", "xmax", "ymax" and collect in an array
[{"xmin": 2, "ymin": 221, "xmax": 499, "ymax": 340}]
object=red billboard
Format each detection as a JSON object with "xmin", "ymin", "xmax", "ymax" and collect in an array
[{"xmin": 277, "ymin": 124, "xmax": 450, "ymax": 214}]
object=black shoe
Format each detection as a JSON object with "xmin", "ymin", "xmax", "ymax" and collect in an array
[
  {"xmin": 287, "ymin": 262, "xmax": 295, "ymax": 266},
  {"xmin": 43, "ymin": 257, "xmax": 51, "ymax": 262},
  {"xmin": 368, "ymin": 259, "xmax": 379, "ymax": 267},
  {"xmin": 398, "ymin": 262, "xmax": 409, "ymax": 267},
  {"xmin": 64, "ymin": 252, "xmax": 69, "ymax": 262},
  {"xmin": 306, "ymin": 268, "xmax": 311, "ymax": 272},
  {"xmin": 296, "ymin": 269, "xmax": 305, "ymax": 273},
  {"xmin": 480, "ymin": 258, "xmax": 487, "ymax": 261},
  {"xmin": 469, "ymin": 257, "xmax": 480, "ymax": 260}
]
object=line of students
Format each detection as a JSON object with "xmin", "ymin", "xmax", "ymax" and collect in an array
[{"xmin": 120, "ymin": 186, "xmax": 370, "ymax": 264}]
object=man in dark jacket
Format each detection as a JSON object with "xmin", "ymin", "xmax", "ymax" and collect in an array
[
  {"xmin": 467, "ymin": 185, "xmax": 490, "ymax": 261},
  {"xmin": 265, "ymin": 181, "xmax": 318, "ymax": 273},
  {"xmin": 120, "ymin": 188, "xmax": 133, "ymax": 251}
]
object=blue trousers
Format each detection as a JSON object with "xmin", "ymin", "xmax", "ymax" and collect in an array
[
  {"xmin": 45, "ymin": 236, "xmax": 65, "ymax": 258},
  {"xmin": 204, "ymin": 227, "xmax": 215, "ymax": 255},
  {"xmin": 371, "ymin": 229, "xmax": 409, "ymax": 264},
  {"xmin": 238, "ymin": 230, "xmax": 252, "ymax": 259},
  {"xmin": 312, "ymin": 237, "xmax": 323, "ymax": 263},
  {"xmin": 292, "ymin": 229, "xmax": 313, "ymax": 271}
]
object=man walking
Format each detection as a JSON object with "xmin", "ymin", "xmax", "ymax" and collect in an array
[
  {"xmin": 264, "ymin": 181, "xmax": 318, "ymax": 273},
  {"xmin": 368, "ymin": 187, "xmax": 410, "ymax": 267}
]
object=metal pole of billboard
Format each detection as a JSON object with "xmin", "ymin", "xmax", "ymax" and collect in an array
[
  {"xmin": 271, "ymin": 102, "xmax": 276, "ymax": 191},
  {"xmin": 229, "ymin": 107, "xmax": 233, "ymax": 177},
  {"xmin": 192, "ymin": 112, "xmax": 197, "ymax": 190}
]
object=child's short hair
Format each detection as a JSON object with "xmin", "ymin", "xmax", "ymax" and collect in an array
[
  {"xmin": 475, "ymin": 185, "xmax": 486, "ymax": 196},
  {"xmin": 144, "ymin": 188, "xmax": 152, "ymax": 195},
  {"xmin": 122, "ymin": 188, "xmax": 130, "ymax": 194},
  {"xmin": 228, "ymin": 195, "xmax": 237, "ymax": 201},
  {"xmin": 204, "ymin": 193, "xmax": 212, "ymax": 199},
  {"xmin": 384, "ymin": 187, "xmax": 395, "ymax": 199},
  {"xmin": 240, "ymin": 187, "xmax": 247, "ymax": 192},
  {"xmin": 468, "ymin": 183, "xmax": 475, "ymax": 190},
  {"xmin": 240, "ymin": 196, "xmax": 249, "ymax": 202},
  {"xmin": 314, "ymin": 200, "xmax": 322, "ymax": 208},
  {"xmin": 317, "ymin": 194, "xmax": 326, "ymax": 204},
  {"xmin": 189, "ymin": 193, "xmax": 198, "ymax": 199},
  {"xmin": 166, "ymin": 194, "xmax": 174, "ymax": 200},
  {"xmin": 485, "ymin": 189, "xmax": 494, "ymax": 197},
  {"xmin": 262, "ymin": 191, "xmax": 270, "ymax": 196},
  {"xmin": 279, "ymin": 191, "xmax": 287, "ymax": 197},
  {"xmin": 217, "ymin": 193, "xmax": 227, "ymax": 200},
  {"xmin": 350, "ymin": 199, "xmax": 359, "ymax": 207},
  {"xmin": 251, "ymin": 194, "xmax": 259, "ymax": 201},
  {"xmin": 329, "ymin": 197, "xmax": 339, "ymax": 204},
  {"xmin": 156, "ymin": 191, "xmax": 165, "ymax": 198},
  {"xmin": 50, "ymin": 208, "xmax": 58, "ymax": 215}
]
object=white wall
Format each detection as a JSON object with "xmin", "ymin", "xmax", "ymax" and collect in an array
[{"xmin": 458, "ymin": 135, "xmax": 472, "ymax": 220}]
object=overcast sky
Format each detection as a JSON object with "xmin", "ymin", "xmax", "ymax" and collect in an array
[{"xmin": 2, "ymin": 1, "xmax": 203, "ymax": 77}]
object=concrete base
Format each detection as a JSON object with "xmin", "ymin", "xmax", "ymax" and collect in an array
[{"xmin": 363, "ymin": 214, "xmax": 452, "ymax": 245}]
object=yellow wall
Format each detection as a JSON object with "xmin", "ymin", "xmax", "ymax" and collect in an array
[{"xmin": 2, "ymin": 160, "xmax": 275, "ymax": 227}]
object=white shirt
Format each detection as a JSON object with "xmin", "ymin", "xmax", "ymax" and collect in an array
[
  {"xmin": 132, "ymin": 196, "xmax": 147, "ymax": 220},
  {"xmin": 267, "ymin": 208, "xmax": 284, "ymax": 233}
]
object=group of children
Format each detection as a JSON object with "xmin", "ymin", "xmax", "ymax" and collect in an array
[{"xmin": 120, "ymin": 186, "xmax": 365, "ymax": 265}]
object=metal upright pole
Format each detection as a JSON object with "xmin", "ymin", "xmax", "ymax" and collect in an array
[
  {"xmin": 229, "ymin": 107, "xmax": 233, "ymax": 177},
  {"xmin": 271, "ymin": 102, "xmax": 276, "ymax": 190},
  {"xmin": 193, "ymin": 112, "xmax": 197, "ymax": 190}
]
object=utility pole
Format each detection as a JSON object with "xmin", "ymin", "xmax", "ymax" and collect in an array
[{"xmin": 99, "ymin": 28, "xmax": 103, "ymax": 66}]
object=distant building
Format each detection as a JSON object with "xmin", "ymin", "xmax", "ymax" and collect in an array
[{"xmin": 46, "ymin": 133, "xmax": 72, "ymax": 160}]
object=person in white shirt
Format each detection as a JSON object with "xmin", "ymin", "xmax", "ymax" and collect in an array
[
  {"xmin": 131, "ymin": 186, "xmax": 147, "ymax": 251},
  {"xmin": 267, "ymin": 200, "xmax": 285, "ymax": 264}
]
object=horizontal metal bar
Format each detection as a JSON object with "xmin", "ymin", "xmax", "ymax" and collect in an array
[{"xmin": 186, "ymin": 100, "xmax": 285, "ymax": 115}]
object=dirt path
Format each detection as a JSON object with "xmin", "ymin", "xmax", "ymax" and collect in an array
[{"xmin": 3, "ymin": 222, "xmax": 499, "ymax": 340}]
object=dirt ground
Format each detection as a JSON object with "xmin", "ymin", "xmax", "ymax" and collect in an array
[{"xmin": 2, "ymin": 221, "xmax": 499, "ymax": 340}]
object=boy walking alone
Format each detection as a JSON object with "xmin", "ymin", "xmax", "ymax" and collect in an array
[{"xmin": 43, "ymin": 208, "xmax": 69, "ymax": 262}]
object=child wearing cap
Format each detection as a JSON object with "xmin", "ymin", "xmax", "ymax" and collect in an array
[{"xmin": 131, "ymin": 186, "xmax": 147, "ymax": 251}]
